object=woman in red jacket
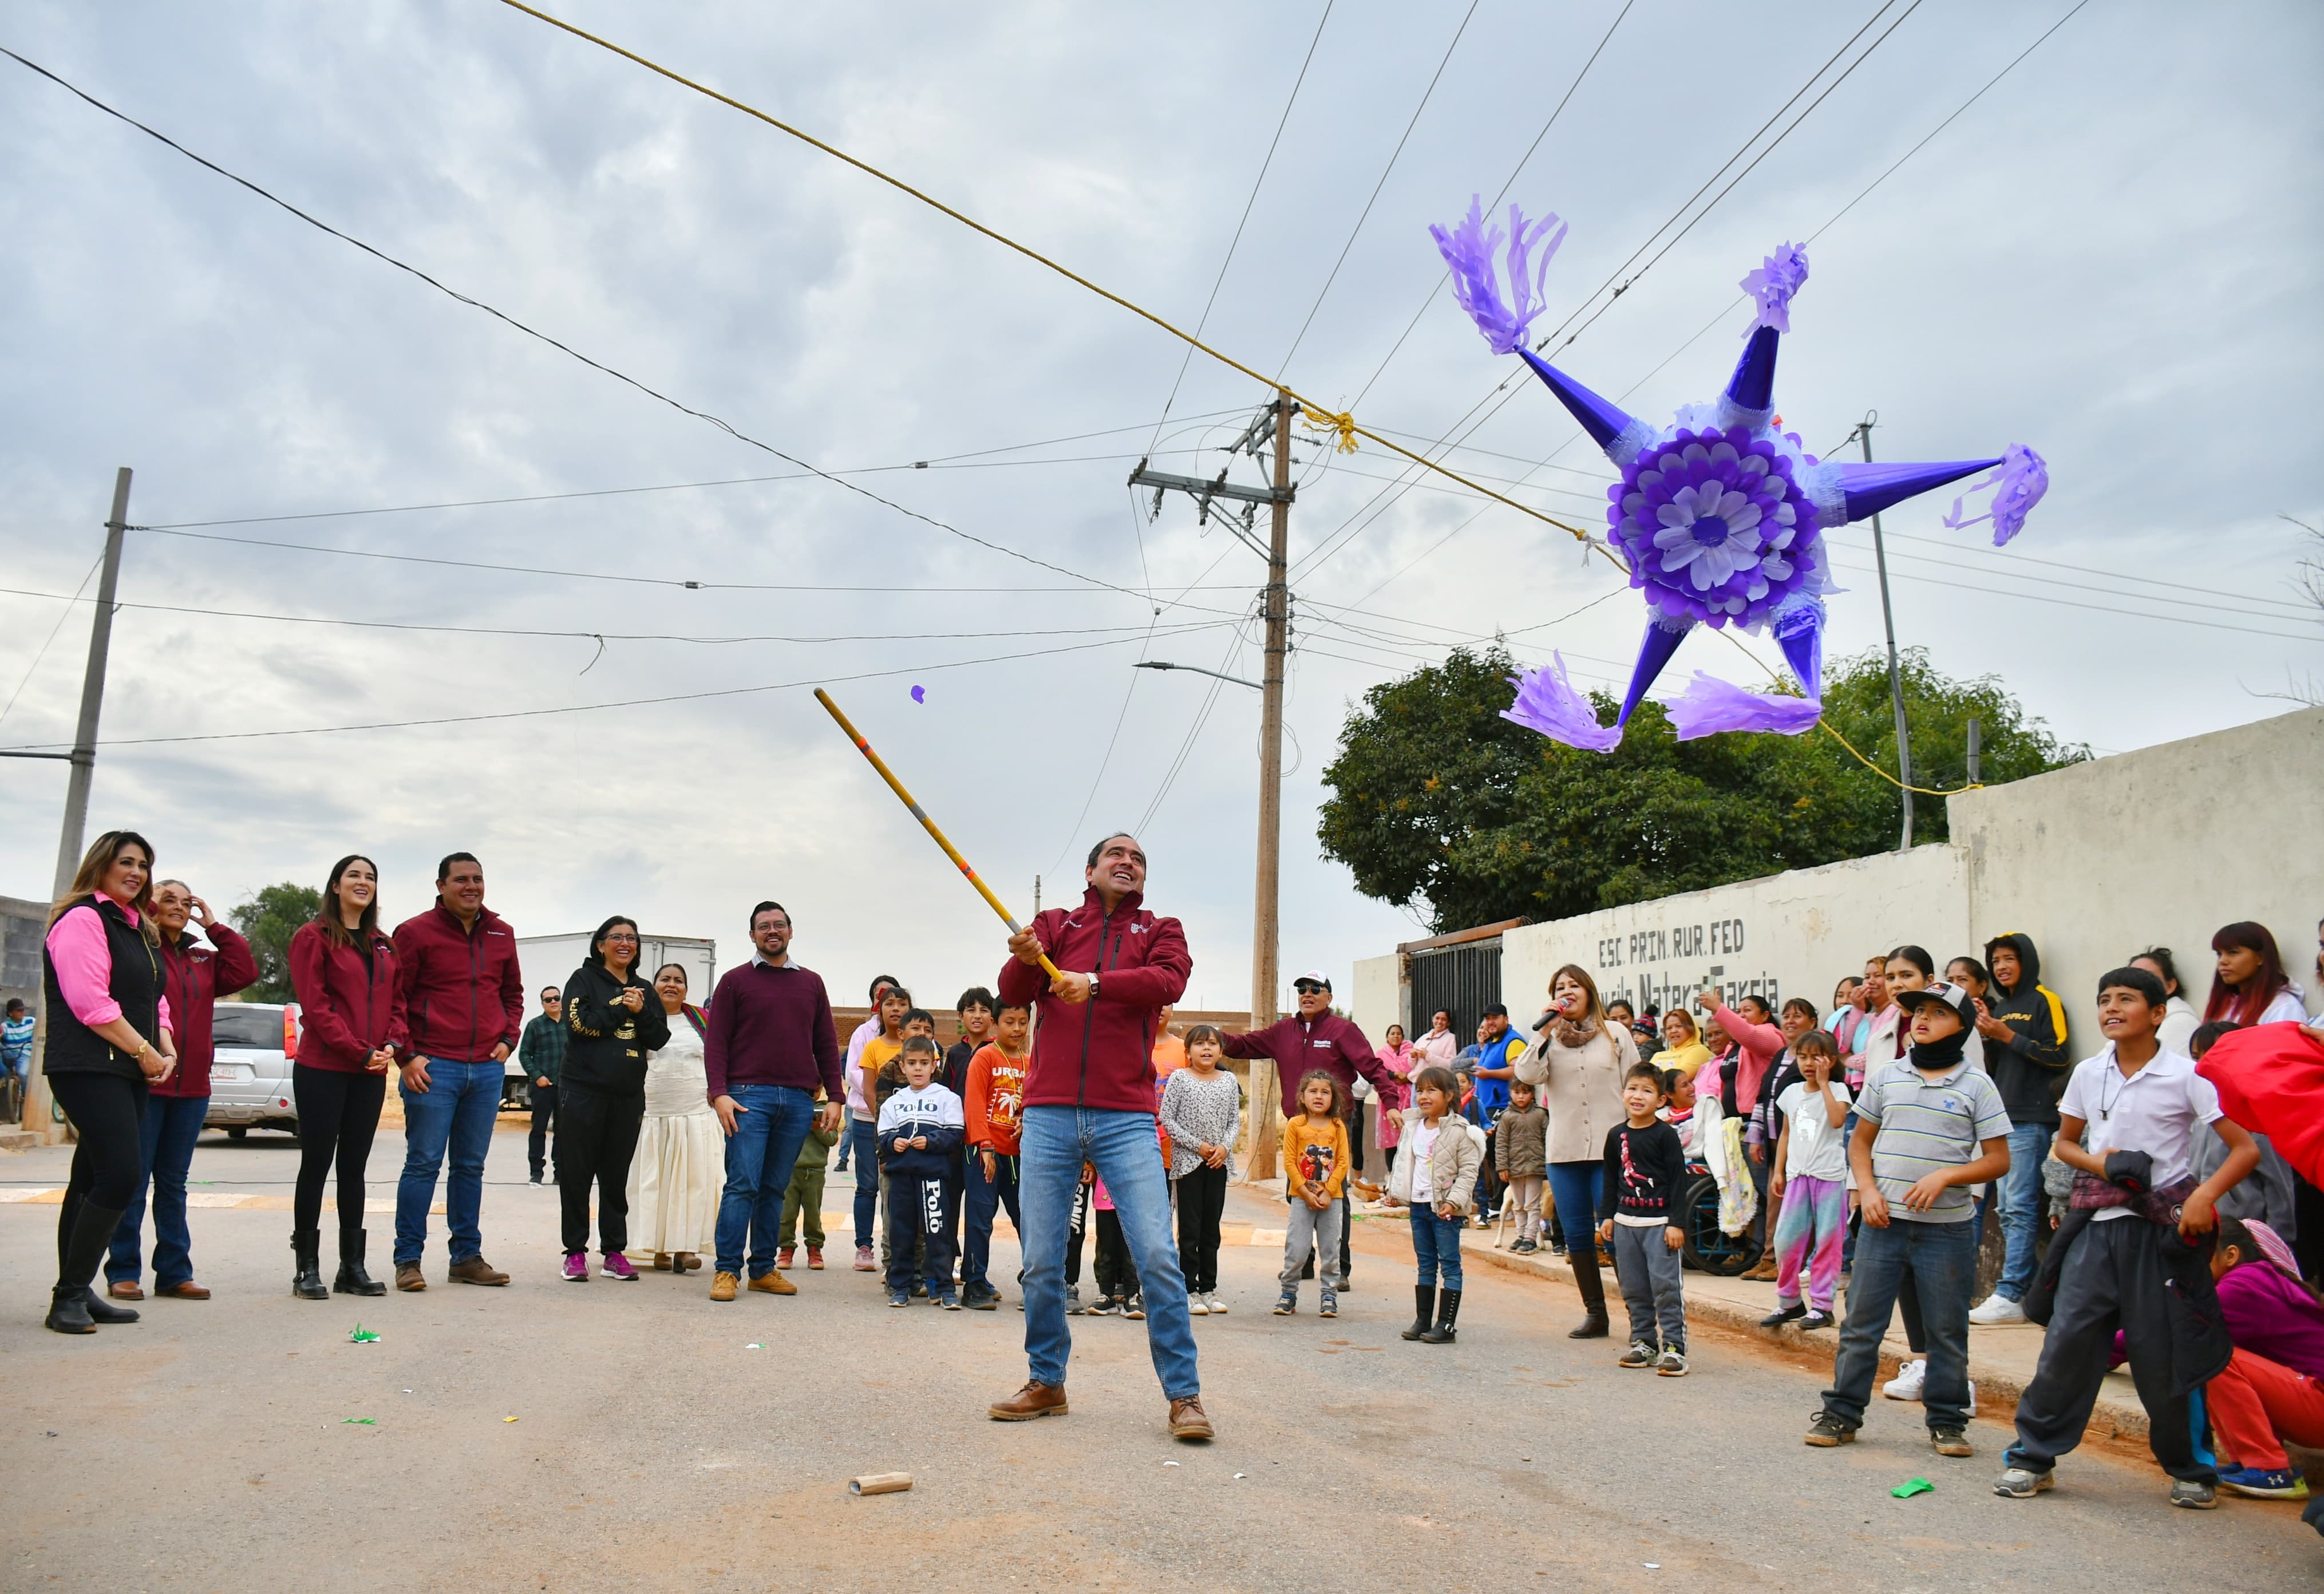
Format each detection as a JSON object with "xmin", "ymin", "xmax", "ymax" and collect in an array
[{"xmin": 286, "ymin": 855, "xmax": 405, "ymax": 1300}]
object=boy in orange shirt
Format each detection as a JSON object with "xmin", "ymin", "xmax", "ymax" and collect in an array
[
  {"xmin": 1274, "ymin": 1071, "xmax": 1353, "ymax": 1319},
  {"xmin": 961, "ymin": 999, "xmax": 1032, "ymax": 1310}
]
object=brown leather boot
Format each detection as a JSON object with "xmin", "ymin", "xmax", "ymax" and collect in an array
[
  {"xmin": 748, "ymin": 1270, "xmax": 797, "ymax": 1296},
  {"xmin": 448, "ymin": 1256, "xmax": 509, "ymax": 1287},
  {"xmin": 159, "ymin": 1281, "xmax": 211, "ymax": 1300},
  {"xmin": 1168, "ymin": 1396, "xmax": 1216, "ymax": 1441},
  {"xmin": 394, "ymin": 1262, "xmax": 427, "ymax": 1292},
  {"xmin": 709, "ymin": 1271, "xmax": 739, "ymax": 1301},
  {"xmin": 988, "ymin": 1381, "xmax": 1069, "ymax": 1421},
  {"xmin": 107, "ymin": 1279, "xmax": 145, "ymax": 1301}
]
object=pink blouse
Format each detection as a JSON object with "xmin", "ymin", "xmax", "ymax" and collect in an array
[
  {"xmin": 1377, "ymin": 1041, "xmax": 1417, "ymax": 1148},
  {"xmin": 46, "ymin": 899, "xmax": 173, "ymax": 1033}
]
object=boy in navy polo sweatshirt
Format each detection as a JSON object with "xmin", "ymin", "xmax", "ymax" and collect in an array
[{"xmin": 878, "ymin": 1037, "xmax": 965, "ymax": 1309}]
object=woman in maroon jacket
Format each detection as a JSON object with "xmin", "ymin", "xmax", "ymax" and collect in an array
[
  {"xmin": 286, "ymin": 855, "xmax": 405, "ymax": 1300},
  {"xmin": 104, "ymin": 878, "xmax": 257, "ymax": 1301}
]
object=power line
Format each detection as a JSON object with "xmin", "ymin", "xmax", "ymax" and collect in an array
[
  {"xmin": 1276, "ymin": 2, "xmax": 1478, "ymax": 376},
  {"xmin": 0, "ymin": 625, "xmax": 1232, "ymax": 753},
  {"xmin": 1345, "ymin": 0, "xmax": 1637, "ymax": 411},
  {"xmin": 0, "ymin": 46, "xmax": 1160, "ymax": 604},
  {"xmin": 0, "ymin": 553, "xmax": 104, "ymax": 732},
  {"xmin": 1141, "ymin": 0, "xmax": 1335, "ymax": 457}
]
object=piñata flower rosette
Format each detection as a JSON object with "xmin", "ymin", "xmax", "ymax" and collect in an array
[{"xmin": 1607, "ymin": 427, "xmax": 1829, "ymax": 630}]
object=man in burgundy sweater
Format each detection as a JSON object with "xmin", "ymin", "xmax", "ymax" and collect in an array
[
  {"xmin": 986, "ymin": 834, "xmax": 1211, "ymax": 1441},
  {"xmin": 702, "ymin": 900, "xmax": 843, "ymax": 1303},
  {"xmin": 1222, "ymin": 972, "xmax": 1407, "ymax": 1287}
]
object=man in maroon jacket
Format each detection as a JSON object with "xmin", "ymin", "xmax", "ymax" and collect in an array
[
  {"xmin": 1222, "ymin": 970, "xmax": 1406, "ymax": 1288},
  {"xmin": 390, "ymin": 852, "xmax": 524, "ymax": 1290},
  {"xmin": 986, "ymin": 834, "xmax": 1212, "ymax": 1441},
  {"xmin": 104, "ymin": 879, "xmax": 257, "ymax": 1300}
]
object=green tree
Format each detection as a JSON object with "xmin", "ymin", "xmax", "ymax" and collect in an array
[
  {"xmin": 230, "ymin": 882, "xmax": 322, "ymax": 1003},
  {"xmin": 1318, "ymin": 643, "xmax": 2085, "ymax": 933}
]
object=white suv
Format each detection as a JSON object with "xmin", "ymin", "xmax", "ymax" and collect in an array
[{"xmin": 203, "ymin": 1003, "xmax": 301, "ymax": 1140}]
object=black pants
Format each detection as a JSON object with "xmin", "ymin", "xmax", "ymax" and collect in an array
[
  {"xmin": 1064, "ymin": 1178, "xmax": 1090, "ymax": 1287},
  {"xmin": 528, "ymin": 1081, "xmax": 559, "ymax": 1179},
  {"xmin": 291, "ymin": 1064, "xmax": 385, "ymax": 1236},
  {"xmin": 1094, "ymin": 1206, "xmax": 1135, "ymax": 1300},
  {"xmin": 50, "ymin": 1071, "xmax": 148, "ymax": 1212},
  {"xmin": 556, "ymin": 1083, "xmax": 643, "ymax": 1256},
  {"xmin": 2007, "ymin": 1216, "xmax": 2212, "ymax": 1482},
  {"xmin": 883, "ymin": 1170, "xmax": 957, "ymax": 1293},
  {"xmin": 1348, "ymin": 1100, "xmax": 1367, "ymax": 1174},
  {"xmin": 1176, "ymin": 1163, "xmax": 1229, "ymax": 1293}
]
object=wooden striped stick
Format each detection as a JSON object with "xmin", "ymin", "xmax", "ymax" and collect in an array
[{"xmin": 813, "ymin": 688, "xmax": 1061, "ymax": 979}]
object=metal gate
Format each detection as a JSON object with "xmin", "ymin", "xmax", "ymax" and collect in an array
[{"xmin": 1406, "ymin": 939, "xmax": 1502, "ymax": 1040}]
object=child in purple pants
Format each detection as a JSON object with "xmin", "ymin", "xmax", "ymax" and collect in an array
[{"xmin": 1764, "ymin": 1031, "xmax": 1852, "ymax": 1330}]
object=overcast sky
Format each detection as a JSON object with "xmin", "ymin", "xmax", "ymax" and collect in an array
[{"xmin": 2, "ymin": 0, "xmax": 2317, "ymax": 1013}]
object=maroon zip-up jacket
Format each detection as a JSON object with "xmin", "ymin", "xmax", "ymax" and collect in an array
[
  {"xmin": 288, "ymin": 919, "xmax": 407, "ymax": 1073},
  {"xmin": 996, "ymin": 885, "xmax": 1191, "ymax": 1115},
  {"xmin": 390, "ymin": 903, "xmax": 524, "ymax": 1064},
  {"xmin": 149, "ymin": 922, "xmax": 260, "ymax": 1099},
  {"xmin": 1221, "ymin": 1009, "xmax": 1407, "ymax": 1119}
]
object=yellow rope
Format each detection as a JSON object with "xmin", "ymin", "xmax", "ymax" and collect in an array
[
  {"xmin": 495, "ymin": 0, "xmax": 1596, "ymax": 544},
  {"xmin": 1298, "ymin": 404, "xmax": 1360, "ymax": 453},
  {"xmin": 1701, "ymin": 625, "xmax": 1982, "ymax": 795}
]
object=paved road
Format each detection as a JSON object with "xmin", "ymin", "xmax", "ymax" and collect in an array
[{"xmin": 2, "ymin": 1125, "xmax": 2315, "ymax": 1592}]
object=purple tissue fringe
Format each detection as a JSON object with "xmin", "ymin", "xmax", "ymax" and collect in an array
[
  {"xmin": 1502, "ymin": 655, "xmax": 1622, "ymax": 752},
  {"xmin": 1942, "ymin": 444, "xmax": 2049, "ymax": 547},
  {"xmin": 1430, "ymin": 196, "xmax": 1567, "ymax": 356},
  {"xmin": 1659, "ymin": 673, "xmax": 1824, "ymax": 741}
]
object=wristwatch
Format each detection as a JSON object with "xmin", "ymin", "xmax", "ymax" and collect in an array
[{"xmin": 1088, "ymin": 972, "xmax": 1101, "ymax": 1000}]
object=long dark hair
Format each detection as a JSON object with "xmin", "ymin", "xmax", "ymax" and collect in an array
[
  {"xmin": 2206, "ymin": 922, "xmax": 2290, "ymax": 1024},
  {"xmin": 591, "ymin": 915, "xmax": 641, "ymax": 976},
  {"xmin": 317, "ymin": 854, "xmax": 381, "ymax": 948}
]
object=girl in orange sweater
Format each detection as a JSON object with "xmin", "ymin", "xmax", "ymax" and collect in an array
[{"xmin": 1275, "ymin": 1071, "xmax": 1353, "ymax": 1319}]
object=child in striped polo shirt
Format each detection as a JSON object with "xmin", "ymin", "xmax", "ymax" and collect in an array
[{"xmin": 1807, "ymin": 980, "xmax": 2012, "ymax": 1459}]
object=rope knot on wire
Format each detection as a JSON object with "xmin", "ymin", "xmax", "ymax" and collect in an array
[{"xmin": 1298, "ymin": 403, "xmax": 1359, "ymax": 453}]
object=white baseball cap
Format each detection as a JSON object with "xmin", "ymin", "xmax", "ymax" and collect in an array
[{"xmin": 1291, "ymin": 970, "xmax": 1332, "ymax": 992}]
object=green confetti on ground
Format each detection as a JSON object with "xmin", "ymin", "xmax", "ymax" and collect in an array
[
  {"xmin": 1891, "ymin": 1477, "xmax": 1933, "ymax": 1498},
  {"xmin": 342, "ymin": 1418, "xmax": 376, "ymax": 1425},
  {"xmin": 349, "ymin": 1324, "xmax": 380, "ymax": 1343}
]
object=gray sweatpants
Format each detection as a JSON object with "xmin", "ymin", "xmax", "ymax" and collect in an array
[
  {"xmin": 1280, "ymin": 1198, "xmax": 1345, "ymax": 1291},
  {"xmin": 1611, "ymin": 1220, "xmax": 1686, "ymax": 1351}
]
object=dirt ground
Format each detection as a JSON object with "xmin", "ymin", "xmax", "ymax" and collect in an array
[{"xmin": 2, "ymin": 1125, "xmax": 2316, "ymax": 1593}]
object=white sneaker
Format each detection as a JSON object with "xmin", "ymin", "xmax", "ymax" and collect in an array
[
  {"xmin": 1189, "ymin": 1295, "xmax": 1210, "ymax": 1316},
  {"xmin": 1206, "ymin": 1292, "xmax": 1228, "ymax": 1315},
  {"xmin": 1969, "ymin": 1292, "xmax": 2028, "ymax": 1325},
  {"xmin": 1883, "ymin": 1359, "xmax": 1927, "ymax": 1402}
]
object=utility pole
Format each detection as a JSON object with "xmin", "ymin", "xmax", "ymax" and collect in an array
[
  {"xmin": 21, "ymin": 468, "xmax": 132, "ymax": 1139},
  {"xmin": 1855, "ymin": 419, "xmax": 1914, "ymax": 850},
  {"xmin": 1127, "ymin": 396, "xmax": 1298, "ymax": 1179}
]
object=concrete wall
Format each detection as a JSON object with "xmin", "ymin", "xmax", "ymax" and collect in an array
[
  {"xmin": 1950, "ymin": 704, "xmax": 2323, "ymax": 1029},
  {"xmin": 1502, "ymin": 845, "xmax": 1969, "ymax": 1027},
  {"xmin": 1384, "ymin": 705, "xmax": 2322, "ymax": 1043},
  {"xmin": 1350, "ymin": 953, "xmax": 1402, "ymax": 1045}
]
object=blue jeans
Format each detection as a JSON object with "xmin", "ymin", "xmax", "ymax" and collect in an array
[
  {"xmin": 1823, "ymin": 1215, "xmax": 1978, "ymax": 1430},
  {"xmin": 1545, "ymin": 1159, "xmax": 1606, "ymax": 1241},
  {"xmin": 1019, "ymin": 1106, "xmax": 1199, "ymax": 1399},
  {"xmin": 1994, "ymin": 1122, "xmax": 2052, "ymax": 1301},
  {"xmin": 963, "ymin": 1150, "xmax": 1021, "ymax": 1291},
  {"xmin": 106, "ymin": 1093, "xmax": 208, "ymax": 1287},
  {"xmin": 716, "ymin": 1084, "xmax": 814, "ymax": 1277},
  {"xmin": 394, "ymin": 1059, "xmax": 503, "ymax": 1266},
  {"xmin": 1410, "ymin": 1206, "xmax": 1464, "ymax": 1290},
  {"xmin": 851, "ymin": 1117, "xmax": 880, "ymax": 1249}
]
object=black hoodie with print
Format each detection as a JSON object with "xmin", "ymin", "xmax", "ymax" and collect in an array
[{"xmin": 1980, "ymin": 932, "xmax": 2072, "ymax": 1126}]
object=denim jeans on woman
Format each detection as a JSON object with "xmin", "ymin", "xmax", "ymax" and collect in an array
[
  {"xmin": 1994, "ymin": 1121, "xmax": 2054, "ymax": 1302},
  {"xmin": 714, "ymin": 1083, "xmax": 813, "ymax": 1278},
  {"xmin": 395, "ymin": 1058, "xmax": 504, "ymax": 1266},
  {"xmin": 106, "ymin": 1092, "xmax": 209, "ymax": 1288},
  {"xmin": 1017, "ymin": 1106, "xmax": 1199, "ymax": 1400},
  {"xmin": 1823, "ymin": 1215, "xmax": 1978, "ymax": 1431}
]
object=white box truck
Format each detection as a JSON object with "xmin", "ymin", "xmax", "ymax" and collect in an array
[{"xmin": 506, "ymin": 932, "xmax": 718, "ymax": 1108}]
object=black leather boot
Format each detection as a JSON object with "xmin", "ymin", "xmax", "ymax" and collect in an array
[
  {"xmin": 1419, "ymin": 1288, "xmax": 1463, "ymax": 1344},
  {"xmin": 334, "ymin": 1228, "xmax": 386, "ymax": 1296},
  {"xmin": 1567, "ymin": 1247, "xmax": 1611, "ymax": 1339},
  {"xmin": 1401, "ymin": 1284, "xmax": 1435, "ymax": 1342},
  {"xmin": 51, "ymin": 1200, "xmax": 134, "ymax": 1330},
  {"xmin": 292, "ymin": 1230, "xmax": 329, "ymax": 1301}
]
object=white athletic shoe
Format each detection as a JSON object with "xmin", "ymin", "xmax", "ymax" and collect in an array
[
  {"xmin": 1206, "ymin": 1292, "xmax": 1228, "ymax": 1315},
  {"xmin": 1969, "ymin": 1292, "xmax": 2029, "ymax": 1326},
  {"xmin": 1189, "ymin": 1295, "xmax": 1210, "ymax": 1316},
  {"xmin": 1884, "ymin": 1359, "xmax": 1927, "ymax": 1401}
]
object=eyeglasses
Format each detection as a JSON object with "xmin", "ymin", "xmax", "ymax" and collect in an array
[
  {"xmin": 1293, "ymin": 983, "xmax": 1326, "ymax": 995},
  {"xmin": 604, "ymin": 933, "xmax": 639, "ymax": 945}
]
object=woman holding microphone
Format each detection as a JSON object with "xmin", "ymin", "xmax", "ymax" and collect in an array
[
  {"xmin": 1517, "ymin": 964, "xmax": 1637, "ymax": 1340},
  {"xmin": 558, "ymin": 917, "xmax": 670, "ymax": 1281},
  {"xmin": 42, "ymin": 830, "xmax": 178, "ymax": 1335},
  {"xmin": 286, "ymin": 855, "xmax": 404, "ymax": 1300}
]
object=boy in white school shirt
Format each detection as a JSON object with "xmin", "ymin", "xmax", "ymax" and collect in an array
[{"xmin": 1997, "ymin": 966, "xmax": 2260, "ymax": 1509}]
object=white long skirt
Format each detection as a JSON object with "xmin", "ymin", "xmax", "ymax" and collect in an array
[{"xmin": 627, "ymin": 1107, "xmax": 723, "ymax": 1253}]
